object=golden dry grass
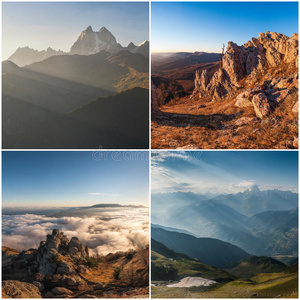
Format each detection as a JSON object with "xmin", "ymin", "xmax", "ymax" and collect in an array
[{"xmin": 152, "ymin": 65, "xmax": 298, "ymax": 149}]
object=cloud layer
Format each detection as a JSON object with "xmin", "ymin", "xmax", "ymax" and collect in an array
[{"xmin": 2, "ymin": 208, "xmax": 149, "ymax": 255}]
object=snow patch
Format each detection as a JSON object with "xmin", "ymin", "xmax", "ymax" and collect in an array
[{"xmin": 167, "ymin": 277, "xmax": 216, "ymax": 288}]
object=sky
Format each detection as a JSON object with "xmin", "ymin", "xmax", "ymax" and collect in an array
[
  {"xmin": 152, "ymin": 2, "xmax": 298, "ymax": 53},
  {"xmin": 2, "ymin": 2, "xmax": 149, "ymax": 60},
  {"xmin": 2, "ymin": 151, "xmax": 149, "ymax": 207},
  {"xmin": 152, "ymin": 151, "xmax": 298, "ymax": 194}
]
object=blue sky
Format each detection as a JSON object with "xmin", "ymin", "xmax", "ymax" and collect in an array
[
  {"xmin": 152, "ymin": 2, "xmax": 298, "ymax": 52},
  {"xmin": 152, "ymin": 151, "xmax": 298, "ymax": 194},
  {"xmin": 2, "ymin": 2, "xmax": 149, "ymax": 60},
  {"xmin": 2, "ymin": 151, "xmax": 149, "ymax": 207}
]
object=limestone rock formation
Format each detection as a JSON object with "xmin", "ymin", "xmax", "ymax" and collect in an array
[
  {"xmin": 151, "ymin": 81, "xmax": 160, "ymax": 112},
  {"xmin": 192, "ymin": 32, "xmax": 298, "ymax": 103},
  {"xmin": 36, "ymin": 229, "xmax": 88, "ymax": 276},
  {"xmin": 2, "ymin": 237, "xmax": 149, "ymax": 298},
  {"xmin": 2, "ymin": 280, "xmax": 42, "ymax": 298}
]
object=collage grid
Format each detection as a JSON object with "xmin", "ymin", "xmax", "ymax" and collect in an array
[{"xmin": 1, "ymin": 1, "xmax": 299, "ymax": 299}]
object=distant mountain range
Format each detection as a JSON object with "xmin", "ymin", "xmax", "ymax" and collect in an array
[
  {"xmin": 152, "ymin": 226, "xmax": 250, "ymax": 268},
  {"xmin": 8, "ymin": 26, "xmax": 149, "ymax": 67},
  {"xmin": 3, "ymin": 26, "xmax": 149, "ymax": 149},
  {"xmin": 152, "ymin": 187, "xmax": 298, "ymax": 256}
]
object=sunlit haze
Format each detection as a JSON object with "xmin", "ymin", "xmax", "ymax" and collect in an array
[{"xmin": 2, "ymin": 2, "xmax": 149, "ymax": 60}]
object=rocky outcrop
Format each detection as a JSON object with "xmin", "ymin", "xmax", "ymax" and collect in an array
[
  {"xmin": 35, "ymin": 229, "xmax": 88, "ymax": 276},
  {"xmin": 192, "ymin": 32, "xmax": 298, "ymax": 102},
  {"xmin": 2, "ymin": 237, "xmax": 149, "ymax": 299},
  {"xmin": 2, "ymin": 280, "xmax": 42, "ymax": 298},
  {"xmin": 151, "ymin": 81, "xmax": 160, "ymax": 112}
]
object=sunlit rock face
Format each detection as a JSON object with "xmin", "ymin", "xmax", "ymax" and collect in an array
[
  {"xmin": 70, "ymin": 26, "xmax": 122, "ymax": 55},
  {"xmin": 191, "ymin": 32, "xmax": 298, "ymax": 102}
]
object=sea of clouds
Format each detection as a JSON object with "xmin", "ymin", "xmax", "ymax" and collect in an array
[{"xmin": 2, "ymin": 208, "xmax": 149, "ymax": 255}]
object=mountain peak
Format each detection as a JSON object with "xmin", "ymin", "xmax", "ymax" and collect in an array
[
  {"xmin": 250, "ymin": 184, "xmax": 260, "ymax": 193},
  {"xmin": 85, "ymin": 25, "xmax": 93, "ymax": 33},
  {"xmin": 99, "ymin": 26, "xmax": 109, "ymax": 33},
  {"xmin": 138, "ymin": 40, "xmax": 149, "ymax": 47}
]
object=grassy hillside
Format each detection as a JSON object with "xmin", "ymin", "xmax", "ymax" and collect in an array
[
  {"xmin": 152, "ymin": 268, "xmax": 298, "ymax": 298},
  {"xmin": 225, "ymin": 256, "xmax": 287, "ymax": 278},
  {"xmin": 151, "ymin": 239, "xmax": 236, "ymax": 282},
  {"xmin": 152, "ymin": 227, "xmax": 250, "ymax": 268}
]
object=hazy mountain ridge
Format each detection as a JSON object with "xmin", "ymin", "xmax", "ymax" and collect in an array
[
  {"xmin": 3, "ymin": 49, "xmax": 149, "ymax": 149},
  {"xmin": 8, "ymin": 46, "xmax": 66, "ymax": 67},
  {"xmin": 6, "ymin": 87, "xmax": 149, "ymax": 149},
  {"xmin": 8, "ymin": 26, "xmax": 149, "ymax": 67},
  {"xmin": 152, "ymin": 187, "xmax": 298, "ymax": 256},
  {"xmin": 152, "ymin": 227, "xmax": 250, "ymax": 268}
]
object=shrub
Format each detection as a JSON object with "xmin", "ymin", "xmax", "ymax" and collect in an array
[
  {"xmin": 84, "ymin": 256, "xmax": 101, "ymax": 268},
  {"xmin": 50, "ymin": 253, "xmax": 62, "ymax": 265}
]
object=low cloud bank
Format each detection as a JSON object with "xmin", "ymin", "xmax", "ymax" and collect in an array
[{"xmin": 2, "ymin": 208, "xmax": 149, "ymax": 255}]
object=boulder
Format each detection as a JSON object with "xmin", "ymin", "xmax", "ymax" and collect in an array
[
  {"xmin": 235, "ymin": 91, "xmax": 253, "ymax": 107},
  {"xmin": 51, "ymin": 287, "xmax": 73, "ymax": 297},
  {"xmin": 57, "ymin": 261, "xmax": 76, "ymax": 275},
  {"xmin": 235, "ymin": 117, "xmax": 258, "ymax": 126},
  {"xmin": 293, "ymin": 137, "xmax": 298, "ymax": 148},
  {"xmin": 32, "ymin": 281, "xmax": 44, "ymax": 293},
  {"xmin": 292, "ymin": 100, "xmax": 298, "ymax": 114},
  {"xmin": 252, "ymin": 93, "xmax": 271, "ymax": 118},
  {"xmin": 77, "ymin": 265, "xmax": 90, "ymax": 274},
  {"xmin": 62, "ymin": 275, "xmax": 88, "ymax": 291},
  {"xmin": 2, "ymin": 280, "xmax": 42, "ymax": 298}
]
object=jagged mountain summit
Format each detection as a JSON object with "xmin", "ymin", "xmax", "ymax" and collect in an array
[
  {"xmin": 70, "ymin": 26, "xmax": 149, "ymax": 57},
  {"xmin": 8, "ymin": 46, "xmax": 66, "ymax": 67},
  {"xmin": 70, "ymin": 26, "xmax": 122, "ymax": 55},
  {"xmin": 8, "ymin": 26, "xmax": 149, "ymax": 67}
]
